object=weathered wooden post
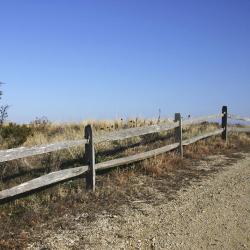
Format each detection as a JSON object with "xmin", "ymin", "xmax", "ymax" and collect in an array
[
  {"xmin": 175, "ymin": 113, "xmax": 183, "ymax": 158},
  {"xmin": 84, "ymin": 125, "xmax": 96, "ymax": 191},
  {"xmin": 221, "ymin": 106, "xmax": 228, "ymax": 142}
]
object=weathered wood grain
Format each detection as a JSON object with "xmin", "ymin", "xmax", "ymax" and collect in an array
[
  {"xmin": 0, "ymin": 165, "xmax": 88, "ymax": 202},
  {"xmin": 95, "ymin": 143, "xmax": 180, "ymax": 171},
  {"xmin": 228, "ymin": 114, "xmax": 250, "ymax": 122},
  {"xmin": 0, "ymin": 139, "xmax": 88, "ymax": 163},
  {"xmin": 94, "ymin": 122, "xmax": 179, "ymax": 144},
  {"xmin": 182, "ymin": 129, "xmax": 223, "ymax": 146}
]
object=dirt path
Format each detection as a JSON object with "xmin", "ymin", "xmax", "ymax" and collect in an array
[{"xmin": 28, "ymin": 153, "xmax": 250, "ymax": 250}]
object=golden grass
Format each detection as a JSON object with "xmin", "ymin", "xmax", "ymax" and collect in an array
[
  {"xmin": 0, "ymin": 123, "xmax": 250, "ymax": 249},
  {"xmin": 0, "ymin": 120, "xmax": 249, "ymax": 197},
  {"xmin": 0, "ymin": 120, "xmax": 227, "ymax": 185}
]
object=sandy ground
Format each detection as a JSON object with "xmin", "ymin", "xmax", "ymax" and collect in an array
[{"xmin": 27, "ymin": 153, "xmax": 250, "ymax": 250}]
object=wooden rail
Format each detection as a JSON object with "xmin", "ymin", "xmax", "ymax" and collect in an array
[
  {"xmin": 0, "ymin": 122, "xmax": 179, "ymax": 163},
  {"xmin": 0, "ymin": 139, "xmax": 87, "ymax": 163},
  {"xmin": 94, "ymin": 122, "xmax": 179, "ymax": 144},
  {"xmin": 96, "ymin": 143, "xmax": 179, "ymax": 171},
  {"xmin": 0, "ymin": 115, "xmax": 221, "ymax": 163},
  {"xmin": 0, "ymin": 166, "xmax": 88, "ymax": 201},
  {"xmin": 183, "ymin": 129, "xmax": 223, "ymax": 146},
  {"xmin": 228, "ymin": 114, "xmax": 250, "ymax": 122},
  {"xmin": 228, "ymin": 127, "xmax": 250, "ymax": 133},
  {"xmin": 1, "ymin": 106, "xmax": 249, "ymax": 203},
  {"xmin": 0, "ymin": 128, "xmax": 227, "ymax": 202},
  {"xmin": 182, "ymin": 114, "xmax": 222, "ymax": 126}
]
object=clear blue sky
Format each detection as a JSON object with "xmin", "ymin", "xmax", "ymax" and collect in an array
[{"xmin": 0, "ymin": 0, "xmax": 249, "ymax": 123}]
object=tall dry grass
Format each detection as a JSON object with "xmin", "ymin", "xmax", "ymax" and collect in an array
[
  {"xmin": 0, "ymin": 118, "xmax": 250, "ymax": 249},
  {"xmin": 0, "ymin": 120, "xmax": 222, "ymax": 182},
  {"xmin": 0, "ymin": 118, "xmax": 249, "ymax": 194}
]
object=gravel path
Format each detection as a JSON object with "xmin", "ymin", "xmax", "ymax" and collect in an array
[{"xmin": 28, "ymin": 153, "xmax": 250, "ymax": 250}]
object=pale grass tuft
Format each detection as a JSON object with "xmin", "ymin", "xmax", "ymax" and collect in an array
[{"xmin": 142, "ymin": 153, "xmax": 183, "ymax": 177}]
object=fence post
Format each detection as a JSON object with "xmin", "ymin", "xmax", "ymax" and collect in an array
[
  {"xmin": 84, "ymin": 125, "xmax": 96, "ymax": 191},
  {"xmin": 221, "ymin": 106, "xmax": 228, "ymax": 142},
  {"xmin": 175, "ymin": 113, "xmax": 183, "ymax": 158}
]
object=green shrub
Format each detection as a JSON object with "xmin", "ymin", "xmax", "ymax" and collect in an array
[{"xmin": 0, "ymin": 123, "xmax": 33, "ymax": 148}]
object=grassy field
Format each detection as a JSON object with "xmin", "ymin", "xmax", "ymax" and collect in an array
[
  {"xmin": 0, "ymin": 119, "xmax": 250, "ymax": 249},
  {"xmin": 0, "ymin": 119, "xmax": 220, "ymax": 189}
]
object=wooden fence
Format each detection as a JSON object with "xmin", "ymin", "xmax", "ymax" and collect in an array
[{"xmin": 0, "ymin": 105, "xmax": 250, "ymax": 203}]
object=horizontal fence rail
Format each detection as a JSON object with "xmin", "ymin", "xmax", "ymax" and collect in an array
[
  {"xmin": 228, "ymin": 127, "xmax": 250, "ymax": 133},
  {"xmin": 96, "ymin": 143, "xmax": 180, "ymax": 171},
  {"xmin": 94, "ymin": 122, "xmax": 179, "ymax": 144},
  {"xmin": 183, "ymin": 129, "xmax": 223, "ymax": 146},
  {"xmin": 182, "ymin": 114, "xmax": 222, "ymax": 126},
  {"xmin": 0, "ymin": 139, "xmax": 88, "ymax": 163},
  {"xmin": 0, "ymin": 115, "xmax": 220, "ymax": 163},
  {"xmin": 0, "ymin": 166, "xmax": 88, "ymax": 201},
  {"xmin": 1, "ymin": 106, "xmax": 250, "ymax": 203},
  {"xmin": 0, "ymin": 128, "xmax": 230, "ymax": 202},
  {"xmin": 0, "ymin": 122, "xmax": 179, "ymax": 163},
  {"xmin": 228, "ymin": 114, "xmax": 250, "ymax": 122}
]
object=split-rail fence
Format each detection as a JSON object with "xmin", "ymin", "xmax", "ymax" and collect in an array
[{"xmin": 0, "ymin": 106, "xmax": 249, "ymax": 203}]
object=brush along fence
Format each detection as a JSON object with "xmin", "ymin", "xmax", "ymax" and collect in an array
[{"xmin": 0, "ymin": 106, "xmax": 249, "ymax": 203}]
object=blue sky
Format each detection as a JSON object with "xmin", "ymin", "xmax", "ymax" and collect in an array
[{"xmin": 0, "ymin": 0, "xmax": 249, "ymax": 123}]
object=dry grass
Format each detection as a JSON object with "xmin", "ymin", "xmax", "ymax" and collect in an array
[
  {"xmin": 141, "ymin": 153, "xmax": 183, "ymax": 177},
  {"xmin": 0, "ymin": 119, "xmax": 250, "ymax": 249},
  {"xmin": 0, "ymin": 121, "xmax": 241, "ymax": 189}
]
